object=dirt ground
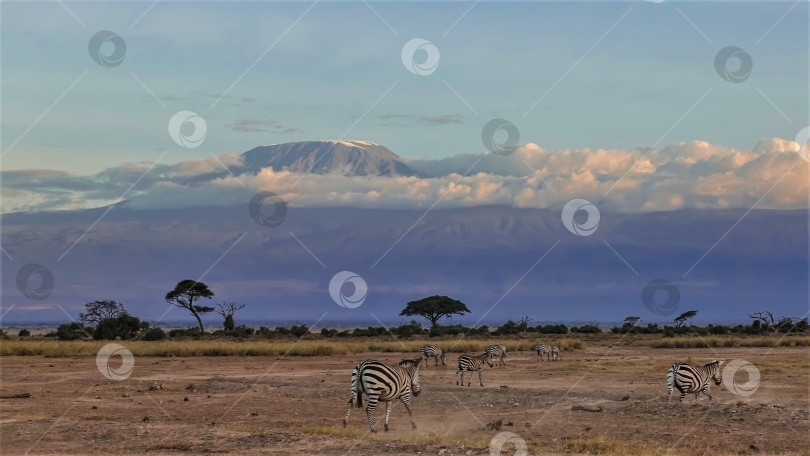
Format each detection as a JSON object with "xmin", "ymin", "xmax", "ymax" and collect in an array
[{"xmin": 2, "ymin": 341, "xmax": 808, "ymax": 455}]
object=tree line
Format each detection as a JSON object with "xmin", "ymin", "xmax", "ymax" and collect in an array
[{"xmin": 8, "ymin": 291, "xmax": 808, "ymax": 341}]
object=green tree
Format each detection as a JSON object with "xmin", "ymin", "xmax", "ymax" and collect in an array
[
  {"xmin": 624, "ymin": 316, "xmax": 641, "ymax": 327},
  {"xmin": 93, "ymin": 314, "xmax": 141, "ymax": 340},
  {"xmin": 56, "ymin": 322, "xmax": 91, "ymax": 341},
  {"xmin": 18, "ymin": 329, "xmax": 31, "ymax": 337},
  {"xmin": 79, "ymin": 300, "xmax": 126, "ymax": 325},
  {"xmin": 673, "ymin": 310, "xmax": 698, "ymax": 327},
  {"xmin": 399, "ymin": 295, "xmax": 471, "ymax": 327},
  {"xmin": 215, "ymin": 301, "xmax": 246, "ymax": 331},
  {"xmin": 165, "ymin": 280, "xmax": 215, "ymax": 334}
]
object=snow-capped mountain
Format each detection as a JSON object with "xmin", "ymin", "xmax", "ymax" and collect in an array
[{"xmin": 190, "ymin": 140, "xmax": 419, "ymax": 185}]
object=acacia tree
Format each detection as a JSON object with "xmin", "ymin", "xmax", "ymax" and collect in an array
[
  {"xmin": 399, "ymin": 295, "xmax": 470, "ymax": 327},
  {"xmin": 624, "ymin": 316, "xmax": 641, "ymax": 328},
  {"xmin": 215, "ymin": 301, "xmax": 246, "ymax": 330},
  {"xmin": 165, "ymin": 280, "xmax": 215, "ymax": 334},
  {"xmin": 79, "ymin": 300, "xmax": 126, "ymax": 324},
  {"xmin": 674, "ymin": 310, "xmax": 698, "ymax": 327}
]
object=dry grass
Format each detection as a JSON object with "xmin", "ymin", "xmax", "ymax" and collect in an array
[
  {"xmin": 561, "ymin": 435, "xmax": 743, "ymax": 456},
  {"xmin": 0, "ymin": 338, "xmax": 584, "ymax": 357},
  {"xmin": 650, "ymin": 335, "xmax": 810, "ymax": 348}
]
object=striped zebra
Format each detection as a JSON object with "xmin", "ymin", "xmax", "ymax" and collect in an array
[
  {"xmin": 667, "ymin": 359, "xmax": 725, "ymax": 402},
  {"xmin": 456, "ymin": 352, "xmax": 494, "ymax": 387},
  {"xmin": 343, "ymin": 358, "xmax": 422, "ymax": 432},
  {"xmin": 486, "ymin": 344, "xmax": 507, "ymax": 366},
  {"xmin": 420, "ymin": 344, "xmax": 446, "ymax": 367},
  {"xmin": 533, "ymin": 343, "xmax": 549, "ymax": 361},
  {"xmin": 550, "ymin": 345, "xmax": 560, "ymax": 361}
]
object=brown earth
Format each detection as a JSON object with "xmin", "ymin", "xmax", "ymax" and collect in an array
[{"xmin": 1, "ymin": 342, "xmax": 808, "ymax": 455}]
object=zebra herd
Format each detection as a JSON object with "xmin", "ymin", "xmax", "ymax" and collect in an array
[
  {"xmin": 343, "ymin": 343, "xmax": 728, "ymax": 432},
  {"xmin": 344, "ymin": 342, "xmax": 559, "ymax": 432}
]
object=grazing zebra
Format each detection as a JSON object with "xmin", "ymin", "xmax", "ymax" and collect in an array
[
  {"xmin": 420, "ymin": 344, "xmax": 446, "ymax": 367},
  {"xmin": 456, "ymin": 352, "xmax": 494, "ymax": 387},
  {"xmin": 486, "ymin": 344, "xmax": 507, "ymax": 366},
  {"xmin": 667, "ymin": 359, "xmax": 725, "ymax": 402},
  {"xmin": 533, "ymin": 343, "xmax": 549, "ymax": 361},
  {"xmin": 343, "ymin": 358, "xmax": 422, "ymax": 432},
  {"xmin": 550, "ymin": 345, "xmax": 560, "ymax": 361}
]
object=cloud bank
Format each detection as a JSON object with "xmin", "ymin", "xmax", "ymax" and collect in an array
[{"xmin": 1, "ymin": 138, "xmax": 806, "ymax": 214}]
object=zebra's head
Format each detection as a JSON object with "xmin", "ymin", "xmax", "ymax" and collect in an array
[
  {"xmin": 708, "ymin": 359, "xmax": 725, "ymax": 385},
  {"xmin": 484, "ymin": 352, "xmax": 494, "ymax": 368},
  {"xmin": 399, "ymin": 358, "xmax": 423, "ymax": 396}
]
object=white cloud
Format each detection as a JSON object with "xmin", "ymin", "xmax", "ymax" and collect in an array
[{"xmin": 2, "ymin": 139, "xmax": 807, "ymax": 214}]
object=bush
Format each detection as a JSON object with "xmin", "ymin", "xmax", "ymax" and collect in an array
[
  {"xmin": 140, "ymin": 327, "xmax": 167, "ymax": 341},
  {"xmin": 493, "ymin": 320, "xmax": 521, "ymax": 335},
  {"xmin": 289, "ymin": 324, "xmax": 309, "ymax": 338},
  {"xmin": 571, "ymin": 325, "xmax": 601, "ymax": 334},
  {"xmin": 169, "ymin": 327, "xmax": 201, "ymax": 338},
  {"xmin": 213, "ymin": 325, "xmax": 254, "ymax": 339},
  {"xmin": 539, "ymin": 324, "xmax": 568, "ymax": 334},
  {"xmin": 18, "ymin": 329, "xmax": 31, "ymax": 337},
  {"xmin": 93, "ymin": 314, "xmax": 141, "ymax": 340},
  {"xmin": 321, "ymin": 328, "xmax": 338, "ymax": 337},
  {"xmin": 56, "ymin": 322, "xmax": 91, "ymax": 341}
]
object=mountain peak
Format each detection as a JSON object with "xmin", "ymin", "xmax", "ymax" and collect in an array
[{"xmin": 240, "ymin": 140, "xmax": 417, "ymax": 177}]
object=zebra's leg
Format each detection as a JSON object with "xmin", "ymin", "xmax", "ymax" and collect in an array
[
  {"xmin": 456, "ymin": 368, "xmax": 460, "ymax": 386},
  {"xmin": 702, "ymin": 386, "xmax": 713, "ymax": 401},
  {"xmin": 435, "ymin": 356, "xmax": 438, "ymax": 366},
  {"xmin": 400, "ymin": 396, "xmax": 417, "ymax": 429},
  {"xmin": 680, "ymin": 391, "xmax": 686, "ymax": 402},
  {"xmin": 365, "ymin": 394, "xmax": 380, "ymax": 433},
  {"xmin": 383, "ymin": 401, "xmax": 392, "ymax": 432},
  {"xmin": 343, "ymin": 390, "xmax": 356, "ymax": 427},
  {"xmin": 478, "ymin": 367, "xmax": 484, "ymax": 387}
]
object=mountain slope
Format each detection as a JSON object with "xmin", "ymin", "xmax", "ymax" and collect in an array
[{"xmin": 190, "ymin": 140, "xmax": 419, "ymax": 185}]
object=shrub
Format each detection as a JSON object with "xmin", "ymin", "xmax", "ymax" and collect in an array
[
  {"xmin": 571, "ymin": 325, "xmax": 601, "ymax": 334},
  {"xmin": 168, "ymin": 327, "xmax": 201, "ymax": 338},
  {"xmin": 18, "ymin": 329, "xmax": 31, "ymax": 337},
  {"xmin": 539, "ymin": 324, "xmax": 568, "ymax": 334},
  {"xmin": 213, "ymin": 325, "xmax": 254, "ymax": 339},
  {"xmin": 140, "ymin": 327, "xmax": 167, "ymax": 341},
  {"xmin": 56, "ymin": 322, "xmax": 91, "ymax": 341},
  {"xmin": 93, "ymin": 314, "xmax": 141, "ymax": 340}
]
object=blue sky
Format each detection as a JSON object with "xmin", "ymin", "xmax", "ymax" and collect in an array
[
  {"xmin": 1, "ymin": 2, "xmax": 808, "ymax": 325},
  {"xmin": 2, "ymin": 1, "xmax": 807, "ymax": 174}
]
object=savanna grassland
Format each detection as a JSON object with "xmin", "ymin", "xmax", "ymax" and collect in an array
[{"xmin": 1, "ymin": 333, "xmax": 808, "ymax": 455}]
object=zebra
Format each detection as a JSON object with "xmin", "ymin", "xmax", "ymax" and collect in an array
[
  {"xmin": 420, "ymin": 344, "xmax": 446, "ymax": 367},
  {"xmin": 667, "ymin": 359, "xmax": 725, "ymax": 402},
  {"xmin": 456, "ymin": 352, "xmax": 494, "ymax": 387},
  {"xmin": 550, "ymin": 345, "xmax": 560, "ymax": 361},
  {"xmin": 486, "ymin": 343, "xmax": 507, "ymax": 366},
  {"xmin": 533, "ymin": 343, "xmax": 549, "ymax": 361},
  {"xmin": 343, "ymin": 358, "xmax": 422, "ymax": 432}
]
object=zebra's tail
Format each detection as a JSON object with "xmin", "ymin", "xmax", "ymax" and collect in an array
[
  {"xmin": 666, "ymin": 364, "xmax": 676, "ymax": 399},
  {"xmin": 351, "ymin": 366, "xmax": 363, "ymax": 408}
]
